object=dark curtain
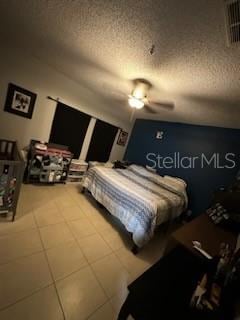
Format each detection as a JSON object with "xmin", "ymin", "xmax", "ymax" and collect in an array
[
  {"xmin": 86, "ymin": 120, "xmax": 118, "ymax": 162},
  {"xmin": 49, "ymin": 102, "xmax": 91, "ymax": 158}
]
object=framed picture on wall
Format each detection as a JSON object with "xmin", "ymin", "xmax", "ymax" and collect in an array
[
  {"xmin": 117, "ymin": 130, "xmax": 128, "ymax": 146},
  {"xmin": 4, "ymin": 83, "xmax": 37, "ymax": 119}
]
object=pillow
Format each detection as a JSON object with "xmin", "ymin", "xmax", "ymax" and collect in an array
[
  {"xmin": 145, "ymin": 165, "xmax": 157, "ymax": 173},
  {"xmin": 104, "ymin": 162, "xmax": 114, "ymax": 168},
  {"xmin": 164, "ymin": 175, "xmax": 187, "ymax": 188},
  {"xmin": 128, "ymin": 164, "xmax": 156, "ymax": 178}
]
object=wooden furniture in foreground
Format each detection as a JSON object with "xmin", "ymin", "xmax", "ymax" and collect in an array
[
  {"xmin": 118, "ymin": 246, "xmax": 210, "ymax": 320},
  {"xmin": 118, "ymin": 214, "xmax": 238, "ymax": 320},
  {"xmin": 0, "ymin": 140, "xmax": 24, "ymax": 221},
  {"xmin": 213, "ymin": 189, "xmax": 240, "ymax": 213},
  {"xmin": 168, "ymin": 213, "xmax": 237, "ymax": 258}
]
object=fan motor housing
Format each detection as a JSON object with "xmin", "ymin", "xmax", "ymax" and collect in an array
[{"xmin": 132, "ymin": 79, "xmax": 152, "ymax": 99}]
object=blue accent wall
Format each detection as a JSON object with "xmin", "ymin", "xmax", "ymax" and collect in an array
[{"xmin": 125, "ymin": 119, "xmax": 240, "ymax": 215}]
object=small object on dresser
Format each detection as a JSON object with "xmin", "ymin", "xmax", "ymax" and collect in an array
[
  {"xmin": 192, "ymin": 241, "xmax": 213, "ymax": 260},
  {"xmin": 207, "ymin": 202, "xmax": 240, "ymax": 233},
  {"xmin": 207, "ymin": 203, "xmax": 228, "ymax": 225}
]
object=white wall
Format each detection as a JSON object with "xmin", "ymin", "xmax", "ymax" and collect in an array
[{"xmin": 0, "ymin": 47, "xmax": 132, "ymax": 161}]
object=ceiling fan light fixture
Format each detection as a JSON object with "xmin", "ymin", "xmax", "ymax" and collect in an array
[
  {"xmin": 132, "ymin": 88, "xmax": 145, "ymax": 99},
  {"xmin": 128, "ymin": 96, "xmax": 144, "ymax": 109}
]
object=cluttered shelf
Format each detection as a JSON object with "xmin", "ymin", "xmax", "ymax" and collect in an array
[{"xmin": 25, "ymin": 140, "xmax": 73, "ymax": 184}]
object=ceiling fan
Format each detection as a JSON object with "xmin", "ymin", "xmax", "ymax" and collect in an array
[{"xmin": 126, "ymin": 79, "xmax": 174, "ymax": 114}]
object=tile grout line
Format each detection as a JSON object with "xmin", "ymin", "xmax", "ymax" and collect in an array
[
  {"xmin": 63, "ymin": 207, "xmax": 114, "ymax": 317},
  {"xmin": 68, "ymin": 192, "xmax": 133, "ymax": 296},
  {"xmin": 85, "ymin": 300, "xmax": 116, "ymax": 320},
  {"xmin": 74, "ymin": 194, "xmax": 141, "ymax": 310},
  {"xmin": 77, "ymin": 194, "xmax": 150, "ymax": 276},
  {"xmin": 0, "ymin": 225, "xmax": 38, "ymax": 239},
  {"xmin": 67, "ymin": 200, "xmax": 121, "ymax": 266},
  {"xmin": 0, "ymin": 283, "xmax": 55, "ymax": 313},
  {"xmin": 1, "ymin": 186, "xmax": 130, "ymax": 318},
  {"xmin": 0, "ymin": 248, "xmax": 44, "ymax": 268},
  {"xmin": 78, "ymin": 194, "xmax": 134, "ymax": 251},
  {"xmin": 77, "ymin": 216, "xmax": 131, "ymax": 316},
  {"xmin": 35, "ymin": 200, "xmax": 113, "ymax": 276},
  {"xmin": 73, "ymin": 195, "xmax": 119, "ymax": 249},
  {"xmin": 32, "ymin": 213, "xmax": 66, "ymax": 320},
  {"xmin": 34, "ymin": 202, "xmax": 67, "ymax": 228}
]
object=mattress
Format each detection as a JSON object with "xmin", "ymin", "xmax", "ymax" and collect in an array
[{"xmin": 83, "ymin": 165, "xmax": 188, "ymax": 247}]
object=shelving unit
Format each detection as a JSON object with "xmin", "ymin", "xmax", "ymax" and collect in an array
[
  {"xmin": 0, "ymin": 139, "xmax": 24, "ymax": 221},
  {"xmin": 67, "ymin": 160, "xmax": 88, "ymax": 184},
  {"xmin": 26, "ymin": 141, "xmax": 73, "ymax": 184}
]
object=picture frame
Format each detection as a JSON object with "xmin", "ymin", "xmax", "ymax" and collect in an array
[
  {"xmin": 117, "ymin": 130, "xmax": 128, "ymax": 146},
  {"xmin": 4, "ymin": 83, "xmax": 37, "ymax": 119}
]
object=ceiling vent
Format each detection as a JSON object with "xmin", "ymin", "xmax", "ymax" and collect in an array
[{"xmin": 224, "ymin": 0, "xmax": 240, "ymax": 45}]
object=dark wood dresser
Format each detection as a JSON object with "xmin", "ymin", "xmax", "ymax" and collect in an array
[{"xmin": 118, "ymin": 214, "xmax": 238, "ymax": 320}]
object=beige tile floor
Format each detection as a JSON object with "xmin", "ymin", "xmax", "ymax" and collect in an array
[{"xmin": 0, "ymin": 184, "xmax": 168, "ymax": 320}]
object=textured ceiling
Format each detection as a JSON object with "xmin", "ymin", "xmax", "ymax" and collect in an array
[{"xmin": 1, "ymin": 0, "xmax": 240, "ymax": 128}]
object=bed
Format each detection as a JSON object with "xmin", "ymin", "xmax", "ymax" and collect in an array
[{"xmin": 82, "ymin": 165, "xmax": 188, "ymax": 250}]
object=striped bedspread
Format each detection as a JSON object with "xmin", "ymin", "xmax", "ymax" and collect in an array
[{"xmin": 83, "ymin": 166, "xmax": 188, "ymax": 247}]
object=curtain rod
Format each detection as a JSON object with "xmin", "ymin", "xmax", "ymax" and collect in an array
[{"xmin": 47, "ymin": 96, "xmax": 123, "ymax": 131}]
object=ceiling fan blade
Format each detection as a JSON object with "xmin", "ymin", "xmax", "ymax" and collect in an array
[
  {"xmin": 112, "ymin": 97, "xmax": 128, "ymax": 106},
  {"xmin": 110, "ymin": 91, "xmax": 127, "ymax": 99},
  {"xmin": 144, "ymin": 104, "xmax": 158, "ymax": 114},
  {"xmin": 149, "ymin": 101, "xmax": 175, "ymax": 110}
]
